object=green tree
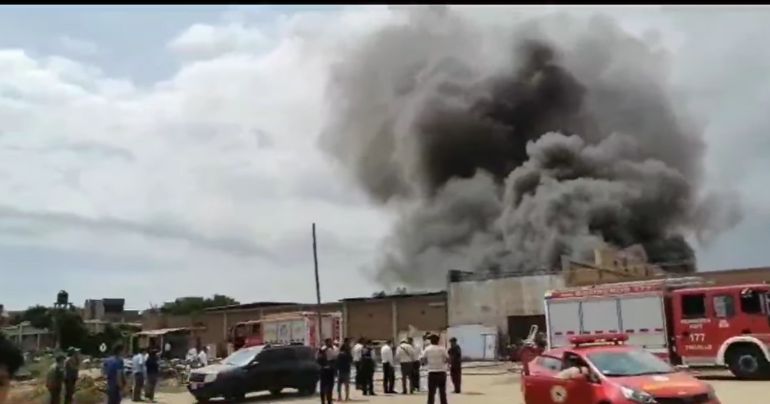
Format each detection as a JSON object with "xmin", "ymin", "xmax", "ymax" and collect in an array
[
  {"xmin": 16, "ymin": 305, "xmax": 53, "ymax": 329},
  {"xmin": 53, "ymin": 309, "xmax": 88, "ymax": 349}
]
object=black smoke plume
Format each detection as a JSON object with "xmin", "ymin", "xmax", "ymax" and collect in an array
[{"xmin": 320, "ymin": 10, "xmax": 740, "ymax": 287}]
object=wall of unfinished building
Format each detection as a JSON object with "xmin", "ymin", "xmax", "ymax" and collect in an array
[
  {"xmin": 448, "ymin": 274, "xmax": 564, "ymax": 334},
  {"xmin": 343, "ymin": 293, "xmax": 447, "ymax": 342}
]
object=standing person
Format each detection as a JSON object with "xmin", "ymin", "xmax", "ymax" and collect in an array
[
  {"xmin": 409, "ymin": 337, "xmax": 421, "ymax": 393},
  {"xmin": 144, "ymin": 349, "xmax": 160, "ymax": 402},
  {"xmin": 185, "ymin": 346, "xmax": 198, "ymax": 365},
  {"xmin": 395, "ymin": 339, "xmax": 414, "ymax": 394},
  {"xmin": 380, "ymin": 340, "xmax": 396, "ymax": 394},
  {"xmin": 163, "ymin": 342, "xmax": 172, "ymax": 360},
  {"xmin": 46, "ymin": 354, "xmax": 65, "ymax": 404},
  {"xmin": 335, "ymin": 339, "xmax": 352, "ymax": 402},
  {"xmin": 351, "ymin": 338, "xmax": 364, "ymax": 391},
  {"xmin": 359, "ymin": 340, "xmax": 376, "ymax": 396},
  {"xmin": 103, "ymin": 344, "xmax": 126, "ymax": 404},
  {"xmin": 0, "ymin": 335, "xmax": 24, "ymax": 404},
  {"xmin": 421, "ymin": 334, "xmax": 449, "ymax": 404},
  {"xmin": 317, "ymin": 338, "xmax": 338, "ymax": 404},
  {"xmin": 447, "ymin": 338, "xmax": 462, "ymax": 394},
  {"xmin": 131, "ymin": 348, "xmax": 147, "ymax": 401},
  {"xmin": 197, "ymin": 346, "xmax": 209, "ymax": 367},
  {"xmin": 63, "ymin": 348, "xmax": 80, "ymax": 404}
]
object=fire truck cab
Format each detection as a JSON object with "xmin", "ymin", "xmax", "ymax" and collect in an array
[{"xmin": 545, "ymin": 278, "xmax": 770, "ymax": 379}]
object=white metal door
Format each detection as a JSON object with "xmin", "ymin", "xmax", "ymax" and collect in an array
[
  {"xmin": 580, "ymin": 299, "xmax": 621, "ymax": 335},
  {"xmin": 618, "ymin": 296, "xmax": 667, "ymax": 351},
  {"xmin": 547, "ymin": 300, "xmax": 581, "ymax": 348},
  {"xmin": 482, "ymin": 334, "xmax": 497, "ymax": 360}
]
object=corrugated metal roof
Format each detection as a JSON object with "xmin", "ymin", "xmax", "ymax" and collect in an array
[
  {"xmin": 204, "ymin": 302, "xmax": 300, "ymax": 312},
  {"xmin": 340, "ymin": 291, "xmax": 446, "ymax": 302},
  {"xmin": 134, "ymin": 326, "xmax": 204, "ymax": 336}
]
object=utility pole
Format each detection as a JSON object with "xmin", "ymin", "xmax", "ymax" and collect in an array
[{"xmin": 312, "ymin": 223, "xmax": 323, "ymax": 347}]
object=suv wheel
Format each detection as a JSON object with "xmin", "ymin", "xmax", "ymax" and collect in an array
[
  {"xmin": 299, "ymin": 384, "xmax": 316, "ymax": 396},
  {"xmin": 727, "ymin": 345, "xmax": 770, "ymax": 379}
]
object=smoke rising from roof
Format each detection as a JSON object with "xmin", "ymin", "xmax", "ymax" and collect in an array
[{"xmin": 319, "ymin": 9, "xmax": 741, "ymax": 287}]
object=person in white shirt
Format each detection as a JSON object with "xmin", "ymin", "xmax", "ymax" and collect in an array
[
  {"xmin": 395, "ymin": 339, "xmax": 415, "ymax": 394},
  {"xmin": 380, "ymin": 340, "xmax": 396, "ymax": 394},
  {"xmin": 186, "ymin": 347, "xmax": 198, "ymax": 364},
  {"xmin": 420, "ymin": 334, "xmax": 449, "ymax": 404},
  {"xmin": 131, "ymin": 349, "xmax": 147, "ymax": 402},
  {"xmin": 409, "ymin": 337, "xmax": 421, "ymax": 393},
  {"xmin": 352, "ymin": 338, "xmax": 364, "ymax": 391},
  {"xmin": 197, "ymin": 347, "xmax": 209, "ymax": 367}
]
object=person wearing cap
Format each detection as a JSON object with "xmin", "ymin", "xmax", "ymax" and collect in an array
[
  {"xmin": 0, "ymin": 335, "xmax": 24, "ymax": 404},
  {"xmin": 46, "ymin": 354, "xmax": 65, "ymax": 404},
  {"xmin": 63, "ymin": 347, "xmax": 81, "ymax": 404},
  {"xmin": 447, "ymin": 338, "xmax": 462, "ymax": 394}
]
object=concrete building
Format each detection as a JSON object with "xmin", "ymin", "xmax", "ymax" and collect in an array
[
  {"xmin": 83, "ymin": 299, "xmax": 141, "ymax": 323},
  {"xmin": 1, "ymin": 322, "xmax": 55, "ymax": 352},
  {"xmin": 140, "ymin": 302, "xmax": 343, "ymax": 357},
  {"xmin": 140, "ymin": 293, "xmax": 448, "ymax": 356},
  {"xmin": 342, "ymin": 291, "xmax": 447, "ymax": 342},
  {"xmin": 448, "ymin": 270, "xmax": 563, "ymax": 344}
]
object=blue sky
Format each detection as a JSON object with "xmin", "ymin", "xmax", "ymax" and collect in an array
[{"xmin": 2, "ymin": 6, "xmax": 770, "ymax": 311}]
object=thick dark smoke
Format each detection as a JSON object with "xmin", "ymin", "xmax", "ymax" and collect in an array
[{"xmin": 320, "ymin": 9, "xmax": 741, "ymax": 287}]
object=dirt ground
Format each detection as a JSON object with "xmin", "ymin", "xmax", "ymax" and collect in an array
[{"xmin": 150, "ymin": 366, "xmax": 768, "ymax": 404}]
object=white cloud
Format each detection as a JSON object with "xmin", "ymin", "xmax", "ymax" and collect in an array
[
  {"xmin": 168, "ymin": 22, "xmax": 270, "ymax": 60},
  {"xmin": 58, "ymin": 35, "xmax": 99, "ymax": 56},
  {"xmin": 2, "ymin": 6, "xmax": 770, "ymax": 309}
]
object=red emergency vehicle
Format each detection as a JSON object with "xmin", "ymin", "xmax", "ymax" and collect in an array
[
  {"xmin": 522, "ymin": 333, "xmax": 720, "ymax": 404},
  {"xmin": 230, "ymin": 311, "xmax": 343, "ymax": 351},
  {"xmin": 545, "ymin": 277, "xmax": 770, "ymax": 379}
]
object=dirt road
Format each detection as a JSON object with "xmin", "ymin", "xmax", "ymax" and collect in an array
[{"xmin": 154, "ymin": 369, "xmax": 768, "ymax": 404}]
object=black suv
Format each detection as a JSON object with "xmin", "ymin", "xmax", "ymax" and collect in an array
[{"xmin": 187, "ymin": 344, "xmax": 319, "ymax": 402}]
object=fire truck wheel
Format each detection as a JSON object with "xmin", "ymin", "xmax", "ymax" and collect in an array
[{"xmin": 726, "ymin": 345, "xmax": 770, "ymax": 380}]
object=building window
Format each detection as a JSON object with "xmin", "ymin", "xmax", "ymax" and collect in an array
[
  {"xmin": 713, "ymin": 295, "xmax": 735, "ymax": 318},
  {"xmin": 681, "ymin": 294, "xmax": 707, "ymax": 319}
]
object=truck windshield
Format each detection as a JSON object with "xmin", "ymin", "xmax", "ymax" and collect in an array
[
  {"xmin": 224, "ymin": 346, "xmax": 264, "ymax": 367},
  {"xmin": 587, "ymin": 349, "xmax": 673, "ymax": 377}
]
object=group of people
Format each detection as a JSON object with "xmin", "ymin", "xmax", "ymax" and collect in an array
[
  {"xmin": 316, "ymin": 334, "xmax": 463, "ymax": 404},
  {"xmin": 128, "ymin": 348, "xmax": 161, "ymax": 402},
  {"xmin": 44, "ymin": 347, "xmax": 80, "ymax": 404}
]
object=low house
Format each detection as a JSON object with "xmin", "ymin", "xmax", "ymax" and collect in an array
[
  {"xmin": 1, "ymin": 322, "xmax": 55, "ymax": 352},
  {"xmin": 130, "ymin": 327, "xmax": 206, "ymax": 358}
]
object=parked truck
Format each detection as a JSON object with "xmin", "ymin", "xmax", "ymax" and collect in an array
[
  {"xmin": 544, "ymin": 276, "xmax": 770, "ymax": 379},
  {"xmin": 230, "ymin": 311, "xmax": 343, "ymax": 352}
]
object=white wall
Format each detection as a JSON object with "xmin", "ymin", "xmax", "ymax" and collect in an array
[{"xmin": 448, "ymin": 274, "xmax": 564, "ymax": 332}]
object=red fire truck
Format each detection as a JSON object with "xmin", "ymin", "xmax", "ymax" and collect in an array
[
  {"xmin": 230, "ymin": 311, "xmax": 343, "ymax": 351},
  {"xmin": 544, "ymin": 277, "xmax": 770, "ymax": 379}
]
